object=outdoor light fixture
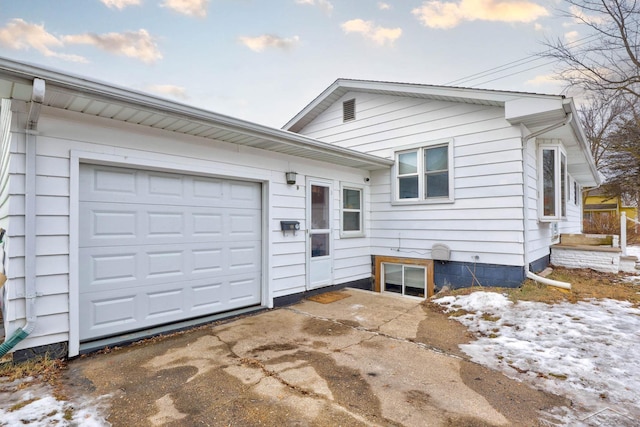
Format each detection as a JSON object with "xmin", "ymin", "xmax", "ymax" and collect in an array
[{"xmin": 285, "ymin": 171, "xmax": 297, "ymax": 185}]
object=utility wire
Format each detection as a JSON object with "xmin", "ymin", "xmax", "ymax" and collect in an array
[{"xmin": 444, "ymin": 33, "xmax": 600, "ymax": 88}]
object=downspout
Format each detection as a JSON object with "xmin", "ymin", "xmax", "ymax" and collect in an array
[
  {"xmin": 521, "ymin": 113, "xmax": 572, "ymax": 290},
  {"xmin": 0, "ymin": 78, "xmax": 45, "ymax": 358}
]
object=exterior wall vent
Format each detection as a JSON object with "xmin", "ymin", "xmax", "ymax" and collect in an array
[
  {"xmin": 343, "ymin": 99, "xmax": 355, "ymax": 122},
  {"xmin": 431, "ymin": 243, "xmax": 450, "ymax": 261}
]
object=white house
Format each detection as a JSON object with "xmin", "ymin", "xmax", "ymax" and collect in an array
[
  {"xmin": 0, "ymin": 59, "xmax": 599, "ymax": 361},
  {"xmin": 284, "ymin": 79, "xmax": 600, "ymax": 290}
]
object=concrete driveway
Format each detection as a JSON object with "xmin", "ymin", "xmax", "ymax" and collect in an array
[{"xmin": 64, "ymin": 289, "xmax": 564, "ymax": 426}]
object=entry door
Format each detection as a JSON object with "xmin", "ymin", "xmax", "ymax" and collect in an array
[{"xmin": 307, "ymin": 179, "xmax": 333, "ymax": 289}]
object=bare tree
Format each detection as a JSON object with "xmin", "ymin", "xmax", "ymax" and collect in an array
[
  {"xmin": 578, "ymin": 92, "xmax": 627, "ymax": 169},
  {"xmin": 543, "ymin": 0, "xmax": 640, "ymax": 100}
]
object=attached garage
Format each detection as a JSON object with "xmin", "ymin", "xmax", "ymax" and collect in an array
[
  {"xmin": 78, "ymin": 164, "xmax": 262, "ymax": 341},
  {"xmin": 0, "ymin": 58, "xmax": 393, "ymax": 360}
]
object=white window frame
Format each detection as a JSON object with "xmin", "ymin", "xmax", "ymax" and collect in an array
[
  {"xmin": 538, "ymin": 143, "xmax": 568, "ymax": 222},
  {"xmin": 392, "ymin": 139, "xmax": 454, "ymax": 204},
  {"xmin": 381, "ymin": 262, "xmax": 427, "ymax": 300},
  {"xmin": 340, "ymin": 182, "xmax": 365, "ymax": 238}
]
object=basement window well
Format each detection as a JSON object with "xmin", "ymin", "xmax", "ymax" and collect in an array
[{"xmin": 374, "ymin": 256, "xmax": 434, "ymax": 299}]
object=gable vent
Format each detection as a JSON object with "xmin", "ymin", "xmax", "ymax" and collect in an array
[{"xmin": 343, "ymin": 98, "xmax": 355, "ymax": 122}]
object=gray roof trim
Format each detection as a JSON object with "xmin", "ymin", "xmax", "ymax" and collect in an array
[{"xmin": 0, "ymin": 57, "xmax": 393, "ymax": 171}]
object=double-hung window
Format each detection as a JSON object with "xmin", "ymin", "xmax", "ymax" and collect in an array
[
  {"xmin": 341, "ymin": 183, "xmax": 364, "ymax": 237},
  {"xmin": 538, "ymin": 144, "xmax": 567, "ymax": 221},
  {"xmin": 395, "ymin": 140, "xmax": 453, "ymax": 203}
]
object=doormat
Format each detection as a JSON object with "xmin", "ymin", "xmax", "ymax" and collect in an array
[{"xmin": 307, "ymin": 291, "xmax": 351, "ymax": 304}]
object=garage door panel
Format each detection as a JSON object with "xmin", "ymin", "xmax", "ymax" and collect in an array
[
  {"xmin": 81, "ymin": 166, "xmax": 260, "ymax": 209},
  {"xmin": 80, "ymin": 204, "xmax": 260, "ymax": 247},
  {"xmin": 81, "ymin": 241, "xmax": 260, "ymax": 292},
  {"xmin": 79, "ymin": 164, "xmax": 262, "ymax": 342},
  {"xmin": 80, "ymin": 274, "xmax": 260, "ymax": 339}
]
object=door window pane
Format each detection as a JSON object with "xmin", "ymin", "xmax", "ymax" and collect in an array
[
  {"xmin": 311, "ymin": 233, "xmax": 329, "ymax": 257},
  {"xmin": 312, "ymin": 185, "xmax": 329, "ymax": 229}
]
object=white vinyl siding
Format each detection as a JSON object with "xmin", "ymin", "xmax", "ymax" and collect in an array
[
  {"xmin": 296, "ymin": 92, "xmax": 526, "ymax": 267},
  {"xmin": 2, "ymin": 104, "xmax": 372, "ymax": 355}
]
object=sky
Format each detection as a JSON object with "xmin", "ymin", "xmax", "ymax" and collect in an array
[{"xmin": 0, "ymin": 0, "xmax": 589, "ymax": 128}]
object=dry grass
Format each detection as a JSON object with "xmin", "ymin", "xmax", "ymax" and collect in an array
[
  {"xmin": 0, "ymin": 355, "xmax": 66, "ymax": 390},
  {"xmin": 439, "ymin": 267, "xmax": 640, "ymax": 306}
]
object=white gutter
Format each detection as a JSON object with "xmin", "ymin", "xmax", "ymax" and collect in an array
[
  {"xmin": 0, "ymin": 78, "xmax": 44, "ymax": 357},
  {"xmin": 521, "ymin": 113, "xmax": 573, "ymax": 290},
  {"xmin": 0, "ymin": 57, "xmax": 393, "ymax": 170}
]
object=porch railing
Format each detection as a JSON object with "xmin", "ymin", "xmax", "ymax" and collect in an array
[{"xmin": 621, "ymin": 212, "xmax": 640, "ymax": 256}]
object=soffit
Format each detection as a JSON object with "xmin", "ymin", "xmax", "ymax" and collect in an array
[{"xmin": 0, "ymin": 60, "xmax": 393, "ymax": 171}]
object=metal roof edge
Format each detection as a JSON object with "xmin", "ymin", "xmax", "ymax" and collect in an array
[{"xmin": 0, "ymin": 57, "xmax": 393, "ymax": 170}]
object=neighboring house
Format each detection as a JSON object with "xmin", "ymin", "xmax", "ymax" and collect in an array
[
  {"xmin": 0, "ymin": 59, "xmax": 599, "ymax": 361},
  {"xmin": 583, "ymin": 188, "xmax": 638, "ymax": 225}
]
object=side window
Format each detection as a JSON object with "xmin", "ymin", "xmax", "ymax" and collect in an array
[
  {"xmin": 341, "ymin": 184, "xmax": 364, "ymax": 237},
  {"xmin": 539, "ymin": 144, "xmax": 567, "ymax": 221},
  {"xmin": 395, "ymin": 140, "xmax": 453, "ymax": 203}
]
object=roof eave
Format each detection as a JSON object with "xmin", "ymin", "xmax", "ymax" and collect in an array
[{"xmin": 0, "ymin": 57, "xmax": 393, "ymax": 171}]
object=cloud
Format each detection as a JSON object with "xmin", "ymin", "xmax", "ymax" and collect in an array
[
  {"xmin": 564, "ymin": 30, "xmax": 579, "ymax": 43},
  {"xmin": 412, "ymin": 0, "xmax": 549, "ymax": 29},
  {"xmin": 63, "ymin": 29, "xmax": 162, "ymax": 63},
  {"xmin": 569, "ymin": 5, "xmax": 604, "ymax": 25},
  {"xmin": 160, "ymin": 0, "xmax": 209, "ymax": 18},
  {"xmin": 341, "ymin": 19, "xmax": 402, "ymax": 46},
  {"xmin": 295, "ymin": 0, "xmax": 334, "ymax": 14},
  {"xmin": 378, "ymin": 2, "xmax": 391, "ymax": 10},
  {"xmin": 238, "ymin": 34, "xmax": 300, "ymax": 52},
  {"xmin": 101, "ymin": 0, "xmax": 141, "ymax": 10},
  {"xmin": 147, "ymin": 84, "xmax": 189, "ymax": 99},
  {"xmin": 0, "ymin": 18, "xmax": 87, "ymax": 62},
  {"xmin": 525, "ymin": 74, "xmax": 556, "ymax": 86}
]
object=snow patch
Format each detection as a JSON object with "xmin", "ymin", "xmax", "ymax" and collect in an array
[{"xmin": 436, "ymin": 293, "xmax": 640, "ymax": 425}]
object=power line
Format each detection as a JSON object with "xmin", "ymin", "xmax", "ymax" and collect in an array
[{"xmin": 444, "ymin": 34, "xmax": 600, "ymax": 88}]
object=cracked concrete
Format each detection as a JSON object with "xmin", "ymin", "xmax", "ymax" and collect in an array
[{"xmin": 62, "ymin": 288, "xmax": 566, "ymax": 426}]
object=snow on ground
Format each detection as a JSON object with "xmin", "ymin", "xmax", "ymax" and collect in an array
[
  {"xmin": 0, "ymin": 377, "xmax": 108, "ymax": 426},
  {"xmin": 435, "ymin": 292, "xmax": 640, "ymax": 426}
]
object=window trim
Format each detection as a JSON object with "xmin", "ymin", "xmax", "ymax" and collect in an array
[
  {"xmin": 537, "ymin": 143, "xmax": 568, "ymax": 222},
  {"xmin": 392, "ymin": 139, "xmax": 454, "ymax": 205},
  {"xmin": 340, "ymin": 182, "xmax": 365, "ymax": 238},
  {"xmin": 374, "ymin": 256, "xmax": 434, "ymax": 298}
]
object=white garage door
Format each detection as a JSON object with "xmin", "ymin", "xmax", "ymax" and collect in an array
[{"xmin": 79, "ymin": 164, "xmax": 262, "ymax": 341}]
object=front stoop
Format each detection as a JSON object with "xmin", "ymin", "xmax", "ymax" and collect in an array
[{"xmin": 620, "ymin": 255, "xmax": 640, "ymax": 273}]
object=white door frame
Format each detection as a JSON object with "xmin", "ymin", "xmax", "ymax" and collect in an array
[
  {"xmin": 69, "ymin": 149, "xmax": 271, "ymax": 356},
  {"xmin": 306, "ymin": 177, "xmax": 333, "ymax": 290}
]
